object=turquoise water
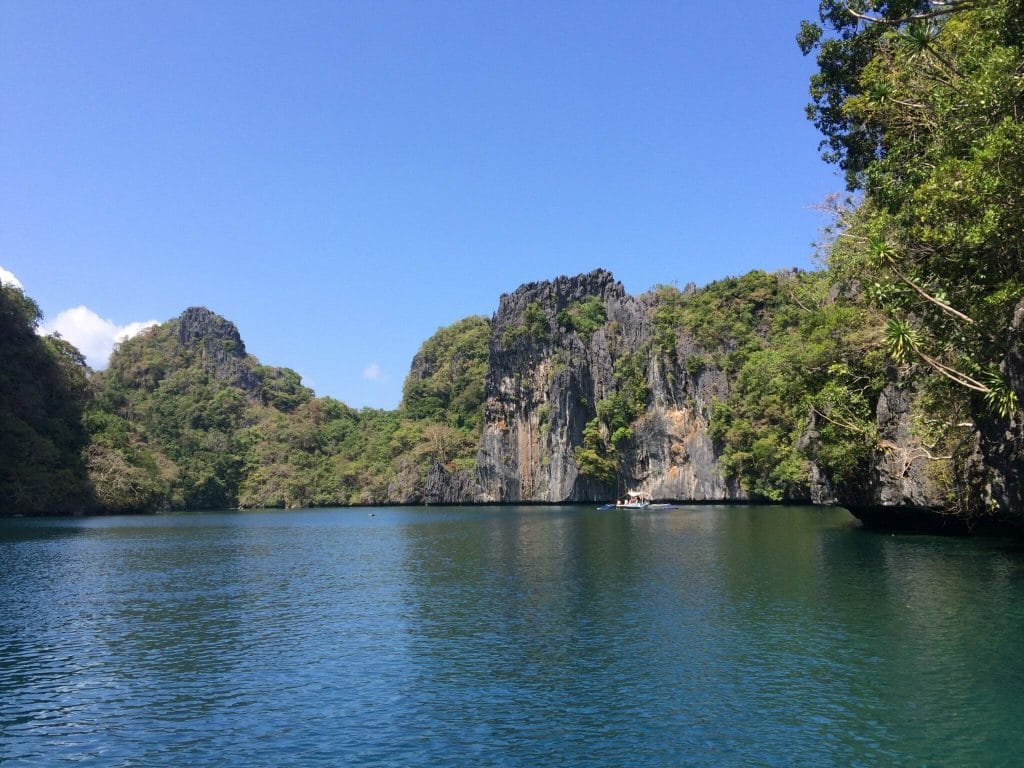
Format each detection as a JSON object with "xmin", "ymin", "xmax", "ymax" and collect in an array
[{"xmin": 2, "ymin": 505, "xmax": 1023, "ymax": 766}]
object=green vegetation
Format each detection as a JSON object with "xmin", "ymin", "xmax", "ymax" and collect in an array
[
  {"xmin": 2, "ymin": 3, "xmax": 1021, "ymax": 520},
  {"xmin": 401, "ymin": 316, "xmax": 490, "ymax": 431},
  {"xmin": 651, "ymin": 272, "xmax": 796, "ymax": 370},
  {"xmin": 652, "ymin": 271, "xmax": 886, "ymax": 501},
  {"xmin": 574, "ymin": 351, "xmax": 650, "ymax": 487},
  {"xmin": 78, "ymin": 309, "xmax": 491, "ymax": 512},
  {"xmin": 800, "ymin": 0, "xmax": 1023, "ymax": 416},
  {"xmin": 0, "ymin": 283, "xmax": 92, "ymax": 515},
  {"xmin": 0, "ymin": 290, "xmax": 489, "ymax": 514},
  {"xmin": 87, "ymin": 320, "xmax": 275, "ymax": 511},
  {"xmin": 502, "ymin": 300, "xmax": 549, "ymax": 347},
  {"xmin": 557, "ymin": 296, "xmax": 607, "ymax": 341},
  {"xmin": 709, "ymin": 284, "xmax": 886, "ymax": 500}
]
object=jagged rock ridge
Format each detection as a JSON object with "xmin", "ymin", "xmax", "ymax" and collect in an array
[{"xmin": 174, "ymin": 307, "xmax": 263, "ymax": 397}]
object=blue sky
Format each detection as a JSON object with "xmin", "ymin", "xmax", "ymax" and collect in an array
[{"xmin": 1, "ymin": 1, "xmax": 839, "ymax": 409}]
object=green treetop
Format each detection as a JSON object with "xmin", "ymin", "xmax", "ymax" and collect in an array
[{"xmin": 800, "ymin": 0, "xmax": 1024, "ymax": 416}]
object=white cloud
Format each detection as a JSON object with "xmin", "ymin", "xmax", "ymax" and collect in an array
[
  {"xmin": 362, "ymin": 362, "xmax": 384, "ymax": 381},
  {"xmin": 41, "ymin": 306, "xmax": 159, "ymax": 370},
  {"xmin": 0, "ymin": 266, "xmax": 24, "ymax": 290}
]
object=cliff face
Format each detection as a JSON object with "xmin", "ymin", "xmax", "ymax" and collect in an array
[
  {"xmin": 974, "ymin": 299, "xmax": 1024, "ymax": 529},
  {"xmin": 825, "ymin": 374, "xmax": 976, "ymax": 532},
  {"xmin": 174, "ymin": 307, "xmax": 263, "ymax": 398},
  {"xmin": 828, "ymin": 300, "xmax": 1024, "ymax": 532},
  {"xmin": 474, "ymin": 270, "xmax": 736, "ymax": 503},
  {"xmin": 625, "ymin": 333, "xmax": 741, "ymax": 501},
  {"xmin": 466, "ymin": 271, "xmax": 1021, "ymax": 526},
  {"xmin": 476, "ymin": 270, "xmax": 628, "ymax": 501},
  {"xmin": 77, "ymin": 274, "xmax": 1022, "ymax": 525}
]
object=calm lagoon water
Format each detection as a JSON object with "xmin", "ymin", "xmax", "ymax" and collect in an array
[{"xmin": 2, "ymin": 504, "xmax": 1023, "ymax": 767}]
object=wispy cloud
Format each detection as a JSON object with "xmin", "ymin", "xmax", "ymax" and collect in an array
[
  {"xmin": 42, "ymin": 306, "xmax": 159, "ymax": 370},
  {"xmin": 362, "ymin": 362, "xmax": 385, "ymax": 381},
  {"xmin": 0, "ymin": 266, "xmax": 24, "ymax": 290}
]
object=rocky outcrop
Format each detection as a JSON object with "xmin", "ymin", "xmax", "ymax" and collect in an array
[
  {"xmin": 863, "ymin": 377, "xmax": 949, "ymax": 508},
  {"xmin": 833, "ymin": 374, "xmax": 975, "ymax": 533},
  {"xmin": 828, "ymin": 299, "xmax": 1024, "ymax": 533},
  {"xmin": 423, "ymin": 462, "xmax": 476, "ymax": 505},
  {"xmin": 474, "ymin": 270, "xmax": 735, "ymax": 503},
  {"xmin": 177, "ymin": 306, "xmax": 246, "ymax": 356},
  {"xmin": 626, "ymin": 334, "xmax": 742, "ymax": 501},
  {"xmin": 476, "ymin": 270, "xmax": 629, "ymax": 501},
  {"xmin": 973, "ymin": 299, "xmax": 1024, "ymax": 530},
  {"xmin": 175, "ymin": 307, "xmax": 262, "ymax": 397}
]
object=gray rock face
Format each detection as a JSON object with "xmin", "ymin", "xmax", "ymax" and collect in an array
[
  {"xmin": 423, "ymin": 462, "xmax": 476, "ymax": 505},
  {"xmin": 474, "ymin": 270, "xmax": 734, "ymax": 502},
  {"xmin": 628, "ymin": 333, "xmax": 742, "ymax": 501},
  {"xmin": 174, "ymin": 307, "xmax": 262, "ymax": 397},
  {"xmin": 837, "ymin": 375, "xmax": 952, "ymax": 512},
  {"xmin": 974, "ymin": 299, "xmax": 1024, "ymax": 528},
  {"xmin": 798, "ymin": 411, "xmax": 838, "ymax": 505},
  {"xmin": 177, "ymin": 306, "xmax": 246, "ymax": 356},
  {"xmin": 476, "ymin": 269, "xmax": 626, "ymax": 501},
  {"xmin": 828, "ymin": 300, "xmax": 1024, "ymax": 532}
]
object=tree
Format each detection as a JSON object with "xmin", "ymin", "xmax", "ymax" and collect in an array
[
  {"xmin": 0, "ymin": 284, "xmax": 93, "ymax": 514},
  {"xmin": 800, "ymin": 0, "xmax": 1024, "ymax": 416}
]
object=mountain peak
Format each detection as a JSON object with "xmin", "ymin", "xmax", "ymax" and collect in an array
[{"xmin": 176, "ymin": 307, "xmax": 246, "ymax": 358}]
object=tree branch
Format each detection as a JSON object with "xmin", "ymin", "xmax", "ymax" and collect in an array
[
  {"xmin": 788, "ymin": 290, "xmax": 816, "ymax": 313},
  {"xmin": 847, "ymin": 2, "xmax": 980, "ymax": 26},
  {"xmin": 812, "ymin": 405, "xmax": 869, "ymax": 434},
  {"xmin": 886, "ymin": 259, "xmax": 975, "ymax": 324},
  {"xmin": 916, "ymin": 349, "xmax": 990, "ymax": 392}
]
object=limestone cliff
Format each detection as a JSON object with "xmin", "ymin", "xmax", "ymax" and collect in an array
[
  {"xmin": 474, "ymin": 270, "xmax": 737, "ymax": 503},
  {"xmin": 174, "ymin": 307, "xmax": 263, "ymax": 397},
  {"xmin": 824, "ymin": 299, "xmax": 1024, "ymax": 532},
  {"xmin": 973, "ymin": 299, "xmax": 1024, "ymax": 530},
  {"xmin": 465, "ymin": 270, "xmax": 1020, "ymax": 526},
  {"xmin": 825, "ymin": 373, "xmax": 980, "ymax": 533}
]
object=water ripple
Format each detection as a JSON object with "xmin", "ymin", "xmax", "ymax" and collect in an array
[{"xmin": 2, "ymin": 507, "xmax": 1023, "ymax": 766}]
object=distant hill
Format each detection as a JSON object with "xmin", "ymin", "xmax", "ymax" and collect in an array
[{"xmin": 83, "ymin": 305, "xmax": 488, "ymax": 511}]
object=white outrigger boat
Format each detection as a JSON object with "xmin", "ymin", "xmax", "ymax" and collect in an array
[{"xmin": 616, "ymin": 491, "xmax": 651, "ymax": 509}]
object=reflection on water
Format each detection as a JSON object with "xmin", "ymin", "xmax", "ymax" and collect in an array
[{"xmin": 1, "ymin": 506, "xmax": 1023, "ymax": 766}]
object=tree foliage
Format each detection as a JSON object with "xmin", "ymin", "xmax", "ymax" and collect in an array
[
  {"xmin": 0, "ymin": 284, "xmax": 93, "ymax": 514},
  {"xmin": 79, "ymin": 309, "xmax": 492, "ymax": 512},
  {"xmin": 800, "ymin": 0, "xmax": 1024, "ymax": 416},
  {"xmin": 710, "ymin": 280, "xmax": 886, "ymax": 500},
  {"xmin": 651, "ymin": 272, "xmax": 797, "ymax": 371},
  {"xmin": 502, "ymin": 300, "xmax": 549, "ymax": 347},
  {"xmin": 401, "ymin": 316, "xmax": 490, "ymax": 431},
  {"xmin": 651, "ymin": 271, "xmax": 887, "ymax": 501}
]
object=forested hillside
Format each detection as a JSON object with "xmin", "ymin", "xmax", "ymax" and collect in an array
[
  {"xmin": 649, "ymin": 270, "xmax": 887, "ymax": 503},
  {"xmin": 79, "ymin": 307, "xmax": 490, "ymax": 512},
  {"xmin": 1, "ymin": 260, "xmax": 1019, "ymax": 531},
  {"xmin": 0, "ymin": 283, "xmax": 92, "ymax": 515}
]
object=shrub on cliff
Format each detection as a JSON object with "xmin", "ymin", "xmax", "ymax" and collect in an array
[{"xmin": 557, "ymin": 296, "xmax": 607, "ymax": 342}]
